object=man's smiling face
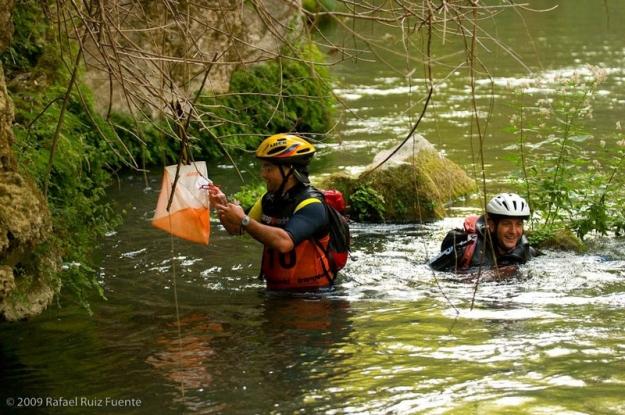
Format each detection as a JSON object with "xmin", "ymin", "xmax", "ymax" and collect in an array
[{"xmin": 492, "ymin": 217, "xmax": 524, "ymax": 251}]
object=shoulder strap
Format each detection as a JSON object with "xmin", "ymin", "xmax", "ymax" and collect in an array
[
  {"xmin": 312, "ymin": 237, "xmax": 337, "ymax": 286},
  {"xmin": 432, "ymin": 218, "xmax": 479, "ymax": 271},
  {"xmin": 464, "ymin": 214, "xmax": 480, "ymax": 233},
  {"xmin": 294, "ymin": 197, "xmax": 322, "ymax": 213},
  {"xmin": 459, "ymin": 215, "xmax": 480, "ymax": 268},
  {"xmin": 460, "ymin": 234, "xmax": 478, "ymax": 268},
  {"xmin": 292, "ymin": 185, "xmax": 323, "ymax": 212}
]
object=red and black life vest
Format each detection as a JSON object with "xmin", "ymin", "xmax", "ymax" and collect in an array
[{"xmin": 258, "ymin": 185, "xmax": 335, "ymax": 291}]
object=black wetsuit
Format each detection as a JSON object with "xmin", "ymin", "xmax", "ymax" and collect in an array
[{"xmin": 254, "ymin": 182, "xmax": 329, "ymax": 244}]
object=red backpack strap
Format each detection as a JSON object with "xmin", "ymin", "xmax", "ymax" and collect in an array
[
  {"xmin": 460, "ymin": 215, "xmax": 480, "ymax": 269},
  {"xmin": 463, "ymin": 214, "xmax": 480, "ymax": 233}
]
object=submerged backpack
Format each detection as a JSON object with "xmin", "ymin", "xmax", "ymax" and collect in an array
[
  {"xmin": 429, "ymin": 215, "xmax": 480, "ymax": 271},
  {"xmin": 322, "ymin": 190, "xmax": 351, "ymax": 272}
]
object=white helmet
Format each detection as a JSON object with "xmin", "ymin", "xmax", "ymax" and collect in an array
[{"xmin": 486, "ymin": 193, "xmax": 530, "ymax": 219}]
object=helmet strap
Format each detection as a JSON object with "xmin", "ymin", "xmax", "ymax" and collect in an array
[{"xmin": 276, "ymin": 165, "xmax": 294, "ymax": 196}]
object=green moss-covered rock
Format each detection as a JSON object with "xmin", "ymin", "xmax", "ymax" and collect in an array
[
  {"xmin": 1, "ymin": 0, "xmax": 62, "ymax": 320},
  {"xmin": 534, "ymin": 228, "xmax": 586, "ymax": 253},
  {"xmin": 0, "ymin": 246, "xmax": 60, "ymax": 321},
  {"xmin": 1, "ymin": 0, "xmax": 120, "ymax": 319},
  {"xmin": 2, "ymin": 49, "xmax": 63, "ymax": 321},
  {"xmin": 321, "ymin": 136, "xmax": 475, "ymax": 222}
]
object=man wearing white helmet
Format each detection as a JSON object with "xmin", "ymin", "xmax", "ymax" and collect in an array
[{"xmin": 429, "ymin": 193, "xmax": 538, "ymax": 272}]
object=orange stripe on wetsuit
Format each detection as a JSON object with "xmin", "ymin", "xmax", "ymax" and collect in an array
[{"xmin": 249, "ymin": 192, "xmax": 334, "ymax": 291}]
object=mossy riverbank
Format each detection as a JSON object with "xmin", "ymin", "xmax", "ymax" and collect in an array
[{"xmin": 0, "ymin": 0, "xmax": 335, "ymax": 319}]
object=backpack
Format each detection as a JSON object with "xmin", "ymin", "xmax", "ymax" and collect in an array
[
  {"xmin": 430, "ymin": 215, "xmax": 480, "ymax": 272},
  {"xmin": 323, "ymin": 189, "xmax": 346, "ymax": 213},
  {"xmin": 322, "ymin": 190, "xmax": 351, "ymax": 273},
  {"xmin": 292, "ymin": 187, "xmax": 351, "ymax": 282}
]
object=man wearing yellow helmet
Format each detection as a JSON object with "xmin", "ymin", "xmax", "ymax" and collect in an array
[{"xmin": 208, "ymin": 134, "xmax": 336, "ymax": 291}]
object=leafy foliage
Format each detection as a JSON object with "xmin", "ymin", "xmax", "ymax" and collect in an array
[
  {"xmin": 232, "ymin": 182, "xmax": 266, "ymax": 212},
  {"xmin": 349, "ymin": 185, "xmax": 386, "ymax": 222},
  {"xmin": 3, "ymin": 0, "xmax": 121, "ymax": 308},
  {"xmin": 508, "ymin": 68, "xmax": 625, "ymax": 241},
  {"xmin": 0, "ymin": 0, "xmax": 48, "ymax": 76},
  {"xmin": 190, "ymin": 42, "xmax": 335, "ymax": 158},
  {"xmin": 106, "ymin": 42, "xmax": 335, "ymax": 167}
]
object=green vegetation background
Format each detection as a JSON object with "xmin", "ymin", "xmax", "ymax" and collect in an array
[{"xmin": 1, "ymin": 0, "xmax": 335, "ymax": 309}]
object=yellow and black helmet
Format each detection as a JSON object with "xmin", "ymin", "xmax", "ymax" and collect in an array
[{"xmin": 256, "ymin": 133, "xmax": 316, "ymax": 165}]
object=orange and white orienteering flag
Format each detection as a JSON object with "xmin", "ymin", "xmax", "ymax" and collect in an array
[{"xmin": 152, "ymin": 161, "xmax": 211, "ymax": 245}]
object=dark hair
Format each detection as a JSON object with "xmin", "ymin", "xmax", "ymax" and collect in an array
[{"xmin": 487, "ymin": 213, "xmax": 528, "ymax": 221}]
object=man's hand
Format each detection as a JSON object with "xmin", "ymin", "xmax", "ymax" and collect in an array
[
  {"xmin": 207, "ymin": 184, "xmax": 228, "ymax": 208},
  {"xmin": 214, "ymin": 201, "xmax": 245, "ymax": 235},
  {"xmin": 209, "ymin": 185, "xmax": 294, "ymax": 251}
]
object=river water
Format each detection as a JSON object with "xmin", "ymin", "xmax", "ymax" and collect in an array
[{"xmin": 2, "ymin": 2, "xmax": 625, "ymax": 414}]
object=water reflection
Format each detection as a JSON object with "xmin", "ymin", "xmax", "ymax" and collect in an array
[
  {"xmin": 146, "ymin": 314, "xmax": 223, "ymax": 390},
  {"xmin": 141, "ymin": 296, "xmax": 353, "ymax": 413},
  {"xmin": 261, "ymin": 295, "xmax": 351, "ymax": 334},
  {"xmin": 247, "ymin": 296, "xmax": 354, "ymax": 414},
  {"xmin": 2, "ymin": 214, "xmax": 625, "ymax": 414}
]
